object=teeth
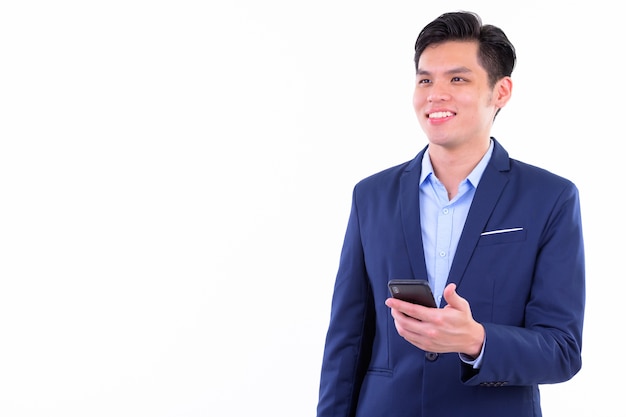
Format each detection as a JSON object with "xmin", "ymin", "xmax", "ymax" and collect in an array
[{"xmin": 429, "ymin": 111, "xmax": 453, "ymax": 119}]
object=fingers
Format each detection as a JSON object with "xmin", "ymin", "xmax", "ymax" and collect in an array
[{"xmin": 385, "ymin": 297, "xmax": 430, "ymax": 320}]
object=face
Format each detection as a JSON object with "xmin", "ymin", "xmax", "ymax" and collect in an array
[{"xmin": 413, "ymin": 41, "xmax": 511, "ymax": 151}]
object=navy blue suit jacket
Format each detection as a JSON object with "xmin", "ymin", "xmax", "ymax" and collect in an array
[{"xmin": 317, "ymin": 139, "xmax": 585, "ymax": 417}]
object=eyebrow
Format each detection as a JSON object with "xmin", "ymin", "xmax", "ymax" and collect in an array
[{"xmin": 417, "ymin": 66, "xmax": 473, "ymax": 76}]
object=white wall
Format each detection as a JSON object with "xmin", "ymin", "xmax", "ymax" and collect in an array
[{"xmin": 0, "ymin": 1, "xmax": 620, "ymax": 416}]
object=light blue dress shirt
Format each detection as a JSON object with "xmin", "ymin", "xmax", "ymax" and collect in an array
[{"xmin": 419, "ymin": 139, "xmax": 494, "ymax": 366}]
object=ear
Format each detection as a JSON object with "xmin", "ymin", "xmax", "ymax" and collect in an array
[{"xmin": 494, "ymin": 76, "xmax": 513, "ymax": 109}]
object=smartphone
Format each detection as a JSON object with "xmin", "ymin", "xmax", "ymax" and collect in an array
[{"xmin": 388, "ymin": 279, "xmax": 437, "ymax": 308}]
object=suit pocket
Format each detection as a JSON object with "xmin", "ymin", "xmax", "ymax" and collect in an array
[{"xmin": 477, "ymin": 228, "xmax": 527, "ymax": 246}]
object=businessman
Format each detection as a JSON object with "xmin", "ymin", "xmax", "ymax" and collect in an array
[{"xmin": 316, "ymin": 11, "xmax": 585, "ymax": 417}]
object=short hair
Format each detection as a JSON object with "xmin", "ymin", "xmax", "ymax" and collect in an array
[{"xmin": 414, "ymin": 11, "xmax": 516, "ymax": 87}]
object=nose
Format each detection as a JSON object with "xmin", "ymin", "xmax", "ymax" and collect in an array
[{"xmin": 427, "ymin": 83, "xmax": 450, "ymax": 102}]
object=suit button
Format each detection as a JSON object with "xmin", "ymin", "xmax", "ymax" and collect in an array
[{"xmin": 425, "ymin": 352, "xmax": 439, "ymax": 361}]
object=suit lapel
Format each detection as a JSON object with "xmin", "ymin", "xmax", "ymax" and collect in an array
[
  {"xmin": 447, "ymin": 139, "xmax": 511, "ymax": 290},
  {"xmin": 400, "ymin": 149, "xmax": 428, "ymax": 280}
]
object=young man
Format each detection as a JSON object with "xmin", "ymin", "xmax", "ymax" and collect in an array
[{"xmin": 316, "ymin": 11, "xmax": 585, "ymax": 417}]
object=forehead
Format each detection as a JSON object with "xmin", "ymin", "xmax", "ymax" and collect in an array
[{"xmin": 417, "ymin": 40, "xmax": 482, "ymax": 73}]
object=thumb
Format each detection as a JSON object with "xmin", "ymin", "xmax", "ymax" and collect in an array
[{"xmin": 443, "ymin": 283, "xmax": 467, "ymax": 310}]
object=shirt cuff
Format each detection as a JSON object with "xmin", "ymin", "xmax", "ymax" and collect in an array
[{"xmin": 459, "ymin": 335, "xmax": 486, "ymax": 369}]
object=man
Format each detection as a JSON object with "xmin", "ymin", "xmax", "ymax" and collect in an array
[{"xmin": 316, "ymin": 11, "xmax": 585, "ymax": 417}]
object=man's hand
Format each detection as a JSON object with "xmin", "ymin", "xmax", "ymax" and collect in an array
[{"xmin": 385, "ymin": 283, "xmax": 485, "ymax": 357}]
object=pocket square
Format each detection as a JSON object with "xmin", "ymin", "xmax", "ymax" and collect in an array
[{"xmin": 480, "ymin": 227, "xmax": 523, "ymax": 236}]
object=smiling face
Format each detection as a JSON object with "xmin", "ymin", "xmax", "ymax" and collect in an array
[{"xmin": 413, "ymin": 40, "xmax": 512, "ymax": 153}]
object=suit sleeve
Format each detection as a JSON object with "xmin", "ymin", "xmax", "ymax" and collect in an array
[
  {"xmin": 317, "ymin": 187, "xmax": 375, "ymax": 417},
  {"xmin": 462, "ymin": 181, "xmax": 585, "ymax": 385}
]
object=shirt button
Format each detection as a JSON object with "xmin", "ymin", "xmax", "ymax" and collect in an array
[
  {"xmin": 442, "ymin": 208, "xmax": 449, "ymax": 214},
  {"xmin": 439, "ymin": 251, "xmax": 446, "ymax": 257},
  {"xmin": 425, "ymin": 352, "xmax": 439, "ymax": 361}
]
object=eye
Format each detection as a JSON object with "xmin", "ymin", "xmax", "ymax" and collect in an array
[
  {"xmin": 418, "ymin": 78, "xmax": 431, "ymax": 85},
  {"xmin": 451, "ymin": 76, "xmax": 465, "ymax": 82}
]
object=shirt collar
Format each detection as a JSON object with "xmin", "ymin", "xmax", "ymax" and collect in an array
[{"xmin": 420, "ymin": 139, "xmax": 494, "ymax": 187}]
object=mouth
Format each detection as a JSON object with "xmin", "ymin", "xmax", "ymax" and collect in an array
[{"xmin": 427, "ymin": 111, "xmax": 455, "ymax": 119}]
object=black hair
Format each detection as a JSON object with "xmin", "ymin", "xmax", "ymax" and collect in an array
[{"xmin": 414, "ymin": 11, "xmax": 516, "ymax": 87}]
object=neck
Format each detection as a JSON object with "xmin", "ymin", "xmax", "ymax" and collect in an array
[{"xmin": 428, "ymin": 138, "xmax": 490, "ymax": 199}]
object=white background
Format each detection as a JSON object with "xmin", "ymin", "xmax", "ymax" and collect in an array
[{"xmin": 0, "ymin": 1, "xmax": 621, "ymax": 416}]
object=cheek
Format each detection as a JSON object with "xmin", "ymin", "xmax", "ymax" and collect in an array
[{"xmin": 412, "ymin": 90, "xmax": 423, "ymax": 113}]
